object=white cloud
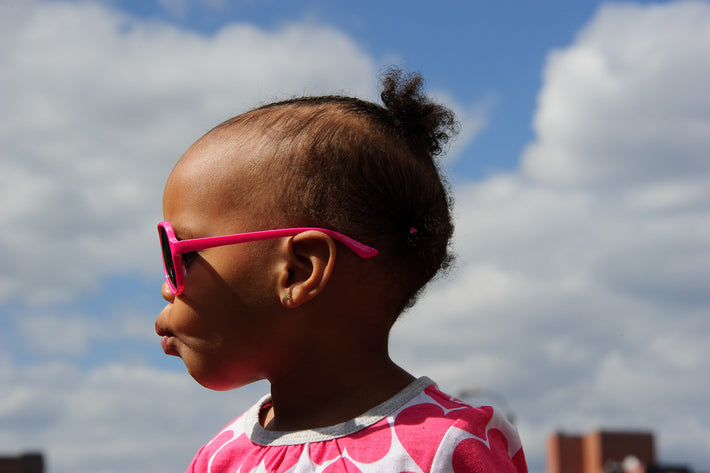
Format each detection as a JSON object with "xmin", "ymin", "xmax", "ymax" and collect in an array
[
  {"xmin": 0, "ymin": 358, "xmax": 268, "ymax": 473},
  {"xmin": 522, "ymin": 1, "xmax": 710, "ymax": 188},
  {"xmin": 15, "ymin": 308, "xmax": 155, "ymax": 356}
]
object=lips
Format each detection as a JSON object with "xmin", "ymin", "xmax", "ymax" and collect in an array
[{"xmin": 160, "ymin": 335, "xmax": 177, "ymax": 356}]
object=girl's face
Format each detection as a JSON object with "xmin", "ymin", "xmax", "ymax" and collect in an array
[{"xmin": 154, "ymin": 135, "xmax": 285, "ymax": 391}]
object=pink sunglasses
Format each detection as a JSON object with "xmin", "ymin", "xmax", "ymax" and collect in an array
[{"xmin": 158, "ymin": 221, "xmax": 378, "ymax": 295}]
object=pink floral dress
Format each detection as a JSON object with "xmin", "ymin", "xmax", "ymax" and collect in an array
[{"xmin": 186, "ymin": 377, "xmax": 528, "ymax": 473}]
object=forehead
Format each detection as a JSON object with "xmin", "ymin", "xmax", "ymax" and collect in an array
[{"xmin": 162, "ymin": 129, "xmax": 275, "ymax": 232}]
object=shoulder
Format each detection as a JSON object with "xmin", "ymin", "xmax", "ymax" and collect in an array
[
  {"xmin": 394, "ymin": 384, "xmax": 497, "ymax": 432},
  {"xmin": 186, "ymin": 411, "xmax": 253, "ymax": 473},
  {"xmin": 393, "ymin": 384, "xmax": 528, "ymax": 473}
]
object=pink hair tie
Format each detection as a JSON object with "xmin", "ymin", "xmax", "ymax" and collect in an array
[{"xmin": 409, "ymin": 227, "xmax": 419, "ymax": 235}]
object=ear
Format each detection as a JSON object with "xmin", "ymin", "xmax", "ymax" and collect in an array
[{"xmin": 278, "ymin": 230, "xmax": 337, "ymax": 309}]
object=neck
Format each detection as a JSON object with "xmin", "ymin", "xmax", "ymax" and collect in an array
[{"xmin": 262, "ymin": 346, "xmax": 414, "ymax": 432}]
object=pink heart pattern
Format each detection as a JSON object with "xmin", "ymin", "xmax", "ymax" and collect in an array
[{"xmin": 186, "ymin": 384, "xmax": 527, "ymax": 473}]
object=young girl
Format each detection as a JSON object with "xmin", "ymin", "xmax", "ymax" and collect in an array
[{"xmin": 155, "ymin": 69, "xmax": 527, "ymax": 473}]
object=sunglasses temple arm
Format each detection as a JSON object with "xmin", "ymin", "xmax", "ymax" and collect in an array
[{"xmin": 175, "ymin": 228, "xmax": 378, "ymax": 258}]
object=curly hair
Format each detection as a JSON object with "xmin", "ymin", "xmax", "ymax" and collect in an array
[{"xmin": 215, "ymin": 68, "xmax": 458, "ymax": 315}]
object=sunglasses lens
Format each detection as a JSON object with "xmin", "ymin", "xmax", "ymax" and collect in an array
[{"xmin": 159, "ymin": 226, "xmax": 177, "ymax": 290}]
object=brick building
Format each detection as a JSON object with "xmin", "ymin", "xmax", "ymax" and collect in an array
[
  {"xmin": 0, "ymin": 452, "xmax": 44, "ymax": 473},
  {"xmin": 547, "ymin": 429, "xmax": 662, "ymax": 473}
]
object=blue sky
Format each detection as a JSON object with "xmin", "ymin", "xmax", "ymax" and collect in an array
[{"xmin": 2, "ymin": 1, "xmax": 709, "ymax": 473}]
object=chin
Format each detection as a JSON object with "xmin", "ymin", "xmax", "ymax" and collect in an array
[{"xmin": 190, "ymin": 370, "xmax": 263, "ymax": 392}]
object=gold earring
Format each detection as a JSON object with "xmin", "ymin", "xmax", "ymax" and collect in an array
[{"xmin": 284, "ymin": 292, "xmax": 292, "ymax": 303}]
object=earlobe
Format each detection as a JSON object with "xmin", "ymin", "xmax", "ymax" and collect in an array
[
  {"xmin": 278, "ymin": 231, "xmax": 336, "ymax": 309},
  {"xmin": 282, "ymin": 290, "xmax": 292, "ymax": 305}
]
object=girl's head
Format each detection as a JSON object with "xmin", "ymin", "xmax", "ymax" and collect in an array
[
  {"xmin": 213, "ymin": 68, "xmax": 458, "ymax": 315},
  {"xmin": 156, "ymin": 69, "xmax": 457, "ymax": 390}
]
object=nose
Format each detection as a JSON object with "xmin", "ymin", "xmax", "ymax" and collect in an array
[{"xmin": 161, "ymin": 280, "xmax": 175, "ymax": 302}]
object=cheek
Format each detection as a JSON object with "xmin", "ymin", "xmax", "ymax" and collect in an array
[
  {"xmin": 168, "ymin": 302, "xmax": 249, "ymax": 385},
  {"xmin": 180, "ymin": 256, "xmax": 258, "ymax": 325},
  {"xmin": 208, "ymin": 244, "xmax": 278, "ymax": 306},
  {"xmin": 186, "ymin": 254, "xmax": 235, "ymax": 298},
  {"xmin": 172, "ymin": 305, "xmax": 268, "ymax": 392},
  {"xmin": 174, "ymin": 254, "xmax": 276, "ymax": 349},
  {"xmin": 180, "ymin": 345, "xmax": 256, "ymax": 391}
]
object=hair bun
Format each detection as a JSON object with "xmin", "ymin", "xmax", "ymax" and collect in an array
[{"xmin": 380, "ymin": 68, "xmax": 459, "ymax": 157}]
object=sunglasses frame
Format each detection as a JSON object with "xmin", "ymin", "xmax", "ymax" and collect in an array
[{"xmin": 158, "ymin": 221, "xmax": 378, "ymax": 295}]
